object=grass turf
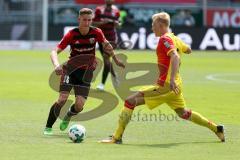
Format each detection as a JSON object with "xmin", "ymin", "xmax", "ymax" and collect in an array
[{"xmin": 0, "ymin": 50, "xmax": 240, "ymax": 160}]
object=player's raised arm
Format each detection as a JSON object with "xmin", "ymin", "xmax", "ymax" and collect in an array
[
  {"xmin": 102, "ymin": 40, "xmax": 125, "ymax": 68},
  {"xmin": 168, "ymin": 49, "xmax": 180, "ymax": 94}
]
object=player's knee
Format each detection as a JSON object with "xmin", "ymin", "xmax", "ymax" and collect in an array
[
  {"xmin": 175, "ymin": 108, "xmax": 192, "ymax": 120},
  {"xmin": 124, "ymin": 99, "xmax": 135, "ymax": 110},
  {"xmin": 75, "ymin": 101, "xmax": 84, "ymax": 112},
  {"xmin": 58, "ymin": 93, "xmax": 69, "ymax": 105},
  {"xmin": 57, "ymin": 98, "xmax": 67, "ymax": 107}
]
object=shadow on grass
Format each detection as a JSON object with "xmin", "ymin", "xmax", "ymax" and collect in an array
[
  {"xmin": 123, "ymin": 141, "xmax": 221, "ymax": 148},
  {"xmin": 41, "ymin": 133, "xmax": 67, "ymax": 139},
  {"xmin": 42, "ymin": 133, "xmax": 95, "ymax": 140}
]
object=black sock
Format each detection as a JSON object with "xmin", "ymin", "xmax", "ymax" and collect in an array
[
  {"xmin": 110, "ymin": 64, "xmax": 116, "ymax": 77},
  {"xmin": 102, "ymin": 64, "xmax": 109, "ymax": 84},
  {"xmin": 46, "ymin": 102, "xmax": 61, "ymax": 128},
  {"xmin": 102, "ymin": 61, "xmax": 117, "ymax": 84},
  {"xmin": 64, "ymin": 104, "xmax": 80, "ymax": 121}
]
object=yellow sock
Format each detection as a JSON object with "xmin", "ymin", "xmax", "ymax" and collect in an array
[
  {"xmin": 113, "ymin": 107, "xmax": 133, "ymax": 140},
  {"xmin": 190, "ymin": 111, "xmax": 217, "ymax": 132}
]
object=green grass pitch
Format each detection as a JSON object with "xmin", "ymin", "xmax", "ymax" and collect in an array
[{"xmin": 0, "ymin": 50, "xmax": 240, "ymax": 160}]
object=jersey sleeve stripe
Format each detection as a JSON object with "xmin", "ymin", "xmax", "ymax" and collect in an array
[{"xmin": 166, "ymin": 48, "xmax": 175, "ymax": 56}]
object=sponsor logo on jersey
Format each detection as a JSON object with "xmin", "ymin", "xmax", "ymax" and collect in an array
[
  {"xmin": 89, "ymin": 38, "xmax": 95, "ymax": 44},
  {"xmin": 74, "ymin": 47, "xmax": 95, "ymax": 53},
  {"xmin": 164, "ymin": 41, "xmax": 171, "ymax": 48}
]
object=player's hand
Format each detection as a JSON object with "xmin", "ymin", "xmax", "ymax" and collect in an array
[
  {"xmin": 170, "ymin": 80, "xmax": 180, "ymax": 94},
  {"xmin": 113, "ymin": 56, "xmax": 125, "ymax": 68},
  {"xmin": 54, "ymin": 65, "xmax": 63, "ymax": 75}
]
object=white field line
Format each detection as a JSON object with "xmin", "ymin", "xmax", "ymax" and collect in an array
[{"xmin": 206, "ymin": 73, "xmax": 240, "ymax": 84}]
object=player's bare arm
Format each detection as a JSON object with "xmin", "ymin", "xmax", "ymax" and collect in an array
[
  {"xmin": 102, "ymin": 40, "xmax": 125, "ymax": 68},
  {"xmin": 169, "ymin": 49, "xmax": 180, "ymax": 94},
  {"xmin": 50, "ymin": 47, "xmax": 63, "ymax": 75}
]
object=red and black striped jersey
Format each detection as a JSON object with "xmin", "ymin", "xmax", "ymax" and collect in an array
[
  {"xmin": 93, "ymin": 5, "xmax": 120, "ymax": 42},
  {"xmin": 57, "ymin": 27, "xmax": 106, "ymax": 69},
  {"xmin": 58, "ymin": 26, "xmax": 106, "ymax": 57}
]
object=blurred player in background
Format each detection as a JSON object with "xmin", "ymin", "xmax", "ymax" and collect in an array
[
  {"xmin": 93, "ymin": 0, "xmax": 121, "ymax": 91},
  {"xmin": 43, "ymin": 8, "xmax": 125, "ymax": 135},
  {"xmin": 100, "ymin": 12, "xmax": 225, "ymax": 144}
]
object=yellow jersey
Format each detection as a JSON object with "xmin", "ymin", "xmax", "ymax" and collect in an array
[{"xmin": 156, "ymin": 32, "xmax": 189, "ymax": 86}]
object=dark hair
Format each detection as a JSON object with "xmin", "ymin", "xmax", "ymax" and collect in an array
[{"xmin": 79, "ymin": 8, "xmax": 93, "ymax": 16}]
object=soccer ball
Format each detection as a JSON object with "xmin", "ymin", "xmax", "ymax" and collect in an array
[{"xmin": 68, "ymin": 124, "xmax": 86, "ymax": 143}]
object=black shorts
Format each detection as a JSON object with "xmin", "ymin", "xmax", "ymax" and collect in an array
[{"xmin": 60, "ymin": 67, "xmax": 93, "ymax": 99}]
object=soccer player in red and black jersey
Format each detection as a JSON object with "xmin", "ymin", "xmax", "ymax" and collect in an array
[
  {"xmin": 43, "ymin": 8, "xmax": 125, "ymax": 135},
  {"xmin": 93, "ymin": 0, "xmax": 121, "ymax": 91}
]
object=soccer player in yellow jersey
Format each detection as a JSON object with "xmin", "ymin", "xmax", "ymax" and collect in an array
[{"xmin": 100, "ymin": 12, "xmax": 225, "ymax": 144}]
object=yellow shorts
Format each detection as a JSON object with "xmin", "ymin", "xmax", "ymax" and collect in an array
[{"xmin": 139, "ymin": 84, "xmax": 186, "ymax": 110}]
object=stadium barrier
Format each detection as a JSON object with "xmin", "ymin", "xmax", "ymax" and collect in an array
[
  {"xmin": 0, "ymin": 41, "xmax": 57, "ymax": 50},
  {"xmin": 0, "ymin": 27, "xmax": 239, "ymax": 51},
  {"xmin": 116, "ymin": 27, "xmax": 240, "ymax": 51}
]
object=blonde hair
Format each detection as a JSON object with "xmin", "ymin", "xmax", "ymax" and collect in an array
[
  {"xmin": 152, "ymin": 12, "xmax": 170, "ymax": 27},
  {"xmin": 79, "ymin": 8, "xmax": 93, "ymax": 16}
]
